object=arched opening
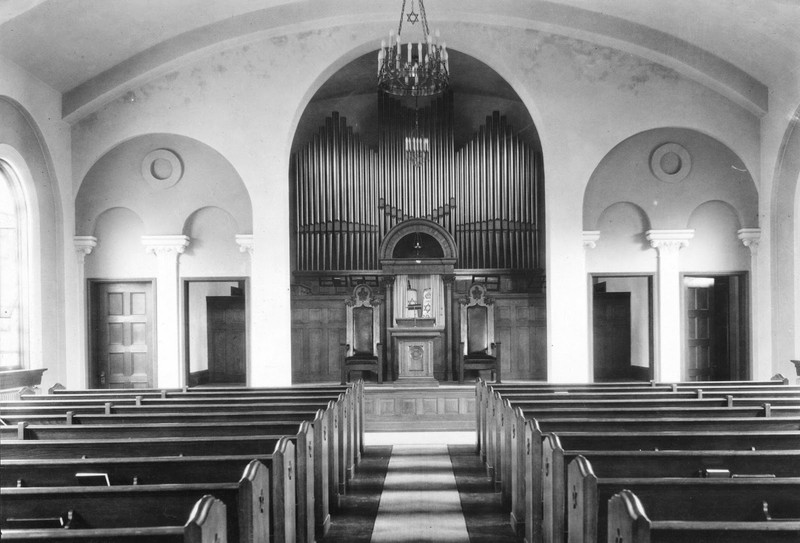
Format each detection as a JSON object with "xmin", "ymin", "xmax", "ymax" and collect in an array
[
  {"xmin": 0, "ymin": 162, "xmax": 28, "ymax": 370},
  {"xmin": 288, "ymin": 49, "xmax": 546, "ymax": 383}
]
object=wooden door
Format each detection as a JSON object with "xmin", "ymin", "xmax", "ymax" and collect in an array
[
  {"xmin": 206, "ymin": 296, "xmax": 246, "ymax": 383},
  {"xmin": 593, "ymin": 292, "xmax": 632, "ymax": 381},
  {"xmin": 685, "ymin": 278, "xmax": 735, "ymax": 381},
  {"xmin": 91, "ymin": 282, "xmax": 154, "ymax": 388},
  {"xmin": 685, "ymin": 284, "xmax": 715, "ymax": 381}
]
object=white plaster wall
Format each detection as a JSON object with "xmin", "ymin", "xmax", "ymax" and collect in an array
[
  {"xmin": 587, "ymin": 203, "xmax": 655, "ymax": 274},
  {"xmin": 66, "ymin": 22, "xmax": 764, "ymax": 384},
  {"xmin": 181, "ymin": 207, "xmax": 249, "ymax": 278},
  {"xmin": 681, "ymin": 202, "xmax": 750, "ymax": 272},
  {"xmin": 85, "ymin": 208, "xmax": 154, "ymax": 279}
]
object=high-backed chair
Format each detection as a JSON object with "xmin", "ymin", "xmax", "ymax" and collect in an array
[
  {"xmin": 341, "ymin": 284, "xmax": 383, "ymax": 384},
  {"xmin": 459, "ymin": 283, "xmax": 501, "ymax": 383}
]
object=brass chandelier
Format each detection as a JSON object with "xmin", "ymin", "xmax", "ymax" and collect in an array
[{"xmin": 377, "ymin": 0, "xmax": 450, "ymax": 97}]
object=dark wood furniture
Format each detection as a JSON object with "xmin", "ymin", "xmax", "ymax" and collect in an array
[
  {"xmin": 458, "ymin": 283, "xmax": 501, "ymax": 383},
  {"xmin": 341, "ymin": 284, "xmax": 383, "ymax": 384}
]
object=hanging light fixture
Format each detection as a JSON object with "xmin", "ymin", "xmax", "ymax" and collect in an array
[
  {"xmin": 377, "ymin": 0, "xmax": 449, "ymax": 97},
  {"xmin": 405, "ymin": 101, "xmax": 429, "ymax": 167}
]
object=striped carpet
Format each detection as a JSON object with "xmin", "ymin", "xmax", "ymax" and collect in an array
[{"xmin": 370, "ymin": 444, "xmax": 470, "ymax": 542}]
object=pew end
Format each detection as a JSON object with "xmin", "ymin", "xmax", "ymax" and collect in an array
[
  {"xmin": 184, "ymin": 494, "xmax": 228, "ymax": 543},
  {"xmin": 567, "ymin": 455, "xmax": 598, "ymax": 543},
  {"xmin": 238, "ymin": 459, "xmax": 270, "ymax": 543},
  {"xmin": 607, "ymin": 490, "xmax": 651, "ymax": 543}
]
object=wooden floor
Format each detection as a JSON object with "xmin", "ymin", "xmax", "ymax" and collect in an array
[{"xmin": 321, "ymin": 442, "xmax": 521, "ymax": 543}]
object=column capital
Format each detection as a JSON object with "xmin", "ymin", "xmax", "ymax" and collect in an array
[
  {"xmin": 235, "ymin": 234, "xmax": 254, "ymax": 255},
  {"xmin": 645, "ymin": 229, "xmax": 694, "ymax": 252},
  {"xmin": 141, "ymin": 235, "xmax": 190, "ymax": 256},
  {"xmin": 737, "ymin": 227, "xmax": 761, "ymax": 253},
  {"xmin": 379, "ymin": 275, "xmax": 395, "ymax": 289},
  {"xmin": 582, "ymin": 231, "xmax": 601, "ymax": 250},
  {"xmin": 73, "ymin": 236, "xmax": 97, "ymax": 263}
]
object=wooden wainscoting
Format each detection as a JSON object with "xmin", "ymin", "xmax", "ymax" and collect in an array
[{"xmin": 364, "ymin": 386, "xmax": 476, "ymax": 432}]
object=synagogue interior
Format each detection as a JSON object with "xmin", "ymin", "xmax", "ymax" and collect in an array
[{"xmin": 1, "ymin": 1, "xmax": 799, "ymax": 542}]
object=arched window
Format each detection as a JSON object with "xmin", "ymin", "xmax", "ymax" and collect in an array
[{"xmin": 0, "ymin": 162, "xmax": 27, "ymax": 369}]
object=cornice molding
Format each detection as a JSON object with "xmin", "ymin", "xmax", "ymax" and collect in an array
[
  {"xmin": 737, "ymin": 227, "xmax": 761, "ymax": 253},
  {"xmin": 141, "ymin": 235, "xmax": 190, "ymax": 255},
  {"xmin": 74, "ymin": 236, "xmax": 98, "ymax": 263},
  {"xmin": 582, "ymin": 230, "xmax": 601, "ymax": 250},
  {"xmin": 645, "ymin": 229, "xmax": 694, "ymax": 251},
  {"xmin": 235, "ymin": 234, "xmax": 254, "ymax": 255}
]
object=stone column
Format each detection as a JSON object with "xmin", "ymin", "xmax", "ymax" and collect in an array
[
  {"xmin": 442, "ymin": 274, "xmax": 456, "ymax": 381},
  {"xmin": 738, "ymin": 228, "xmax": 763, "ymax": 379},
  {"xmin": 646, "ymin": 229, "xmax": 694, "ymax": 382},
  {"xmin": 141, "ymin": 235, "xmax": 190, "ymax": 388},
  {"xmin": 73, "ymin": 236, "xmax": 97, "ymax": 388}
]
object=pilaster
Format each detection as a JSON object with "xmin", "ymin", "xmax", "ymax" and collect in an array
[
  {"xmin": 646, "ymin": 229, "xmax": 694, "ymax": 382},
  {"xmin": 72, "ymin": 236, "xmax": 97, "ymax": 388},
  {"xmin": 141, "ymin": 235, "xmax": 190, "ymax": 388},
  {"xmin": 738, "ymin": 228, "xmax": 765, "ymax": 379}
]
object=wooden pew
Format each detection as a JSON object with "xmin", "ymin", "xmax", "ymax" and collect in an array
[
  {"xmin": 0, "ymin": 493, "xmax": 227, "ymax": 543},
  {"xmin": 476, "ymin": 377, "xmax": 799, "ymax": 458},
  {"xmin": 608, "ymin": 489, "xmax": 800, "ymax": 543},
  {"xmin": 503, "ymin": 410, "xmax": 800, "ymax": 536},
  {"xmin": 539, "ymin": 431, "xmax": 800, "ymax": 543},
  {"xmin": 1, "ymin": 459, "xmax": 271, "ymax": 543},
  {"xmin": 0, "ymin": 420, "xmax": 334, "ymax": 541},
  {"xmin": 481, "ymin": 388, "xmax": 800, "ymax": 474},
  {"xmin": 1, "ymin": 399, "xmax": 344, "ymax": 534},
  {"xmin": 0, "ymin": 391, "xmax": 357, "ymax": 495},
  {"xmin": 487, "ymin": 394, "xmax": 800, "ymax": 523},
  {"xmin": 21, "ymin": 380, "xmax": 365, "ymax": 466},
  {"xmin": 570, "ymin": 454, "xmax": 800, "ymax": 543},
  {"xmin": 0, "ymin": 433, "xmax": 300, "ymax": 543}
]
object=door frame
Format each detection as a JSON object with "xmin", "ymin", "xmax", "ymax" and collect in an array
[
  {"xmin": 182, "ymin": 277, "xmax": 249, "ymax": 387},
  {"xmin": 680, "ymin": 271, "xmax": 750, "ymax": 381},
  {"xmin": 588, "ymin": 273, "xmax": 655, "ymax": 382},
  {"xmin": 87, "ymin": 279, "xmax": 157, "ymax": 389}
]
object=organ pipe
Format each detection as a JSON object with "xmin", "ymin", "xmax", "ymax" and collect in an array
[{"xmin": 291, "ymin": 94, "xmax": 543, "ymax": 272}]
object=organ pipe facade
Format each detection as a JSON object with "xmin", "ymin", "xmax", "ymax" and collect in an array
[{"xmin": 291, "ymin": 91, "xmax": 544, "ymax": 273}]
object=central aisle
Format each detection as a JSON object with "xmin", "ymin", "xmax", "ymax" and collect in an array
[{"xmin": 370, "ymin": 444, "xmax": 470, "ymax": 543}]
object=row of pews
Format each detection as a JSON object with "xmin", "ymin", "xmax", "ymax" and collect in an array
[
  {"xmin": 0, "ymin": 381, "xmax": 365, "ymax": 543},
  {"xmin": 477, "ymin": 377, "xmax": 800, "ymax": 543}
]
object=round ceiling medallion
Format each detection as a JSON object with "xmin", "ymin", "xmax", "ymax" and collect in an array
[
  {"xmin": 650, "ymin": 143, "xmax": 691, "ymax": 183},
  {"xmin": 141, "ymin": 149, "xmax": 183, "ymax": 189}
]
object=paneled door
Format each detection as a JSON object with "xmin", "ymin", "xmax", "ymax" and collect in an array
[
  {"xmin": 685, "ymin": 283, "xmax": 715, "ymax": 381},
  {"xmin": 91, "ymin": 282, "xmax": 154, "ymax": 388},
  {"xmin": 206, "ymin": 296, "xmax": 246, "ymax": 384}
]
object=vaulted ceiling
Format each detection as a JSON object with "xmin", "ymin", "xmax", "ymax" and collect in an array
[{"xmin": 1, "ymin": 0, "xmax": 798, "ymax": 121}]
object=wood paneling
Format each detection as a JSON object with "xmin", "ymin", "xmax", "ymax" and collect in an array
[
  {"xmin": 293, "ymin": 291, "xmax": 545, "ymax": 383},
  {"xmin": 364, "ymin": 387, "xmax": 476, "ymax": 431},
  {"xmin": 291, "ymin": 296, "xmax": 347, "ymax": 383},
  {"xmin": 493, "ymin": 294, "xmax": 547, "ymax": 380}
]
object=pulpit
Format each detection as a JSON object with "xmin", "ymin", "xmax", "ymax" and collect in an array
[{"xmin": 380, "ymin": 218, "xmax": 459, "ymax": 382}]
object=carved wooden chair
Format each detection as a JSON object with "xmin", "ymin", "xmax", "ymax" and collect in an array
[
  {"xmin": 458, "ymin": 283, "xmax": 501, "ymax": 383},
  {"xmin": 341, "ymin": 284, "xmax": 383, "ymax": 384}
]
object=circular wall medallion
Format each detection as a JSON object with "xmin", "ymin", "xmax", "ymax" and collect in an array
[
  {"xmin": 141, "ymin": 149, "xmax": 183, "ymax": 189},
  {"xmin": 650, "ymin": 143, "xmax": 691, "ymax": 183}
]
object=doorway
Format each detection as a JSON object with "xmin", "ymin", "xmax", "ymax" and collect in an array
[
  {"xmin": 683, "ymin": 274, "xmax": 748, "ymax": 381},
  {"xmin": 89, "ymin": 281, "xmax": 155, "ymax": 388},
  {"xmin": 184, "ymin": 280, "xmax": 247, "ymax": 386},
  {"xmin": 590, "ymin": 275, "xmax": 654, "ymax": 382}
]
